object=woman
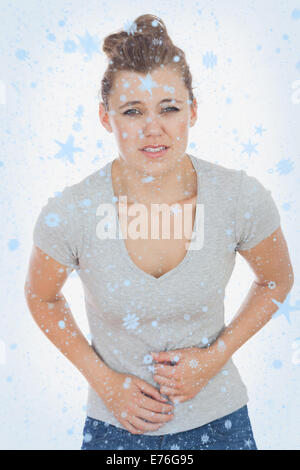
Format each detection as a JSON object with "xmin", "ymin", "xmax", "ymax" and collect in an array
[{"xmin": 24, "ymin": 14, "xmax": 294, "ymax": 450}]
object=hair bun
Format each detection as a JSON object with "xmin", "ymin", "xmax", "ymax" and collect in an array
[
  {"xmin": 133, "ymin": 14, "xmax": 169, "ymax": 38},
  {"xmin": 103, "ymin": 14, "xmax": 171, "ymax": 60}
]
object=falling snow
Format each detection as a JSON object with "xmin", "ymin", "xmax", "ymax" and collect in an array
[
  {"xmin": 53, "ymin": 135, "xmax": 83, "ymax": 164},
  {"xmin": 241, "ymin": 139, "xmax": 258, "ymax": 158},
  {"xmin": 122, "ymin": 313, "xmax": 139, "ymax": 330}
]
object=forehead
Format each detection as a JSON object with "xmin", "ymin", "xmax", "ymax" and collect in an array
[{"xmin": 110, "ymin": 67, "xmax": 187, "ymax": 103}]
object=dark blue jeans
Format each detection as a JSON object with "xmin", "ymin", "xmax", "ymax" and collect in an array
[{"xmin": 81, "ymin": 405, "xmax": 258, "ymax": 450}]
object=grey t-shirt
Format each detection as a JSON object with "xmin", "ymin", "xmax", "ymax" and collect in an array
[{"xmin": 32, "ymin": 154, "xmax": 281, "ymax": 435}]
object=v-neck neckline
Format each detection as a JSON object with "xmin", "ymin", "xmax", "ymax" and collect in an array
[{"xmin": 107, "ymin": 153, "xmax": 202, "ymax": 283}]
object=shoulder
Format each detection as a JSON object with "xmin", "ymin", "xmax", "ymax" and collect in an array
[
  {"xmin": 37, "ymin": 160, "xmax": 112, "ymax": 227},
  {"xmin": 192, "ymin": 155, "xmax": 273, "ymax": 196},
  {"xmin": 191, "ymin": 155, "xmax": 242, "ymax": 199},
  {"xmin": 192, "ymin": 155, "xmax": 241, "ymax": 181},
  {"xmin": 70, "ymin": 159, "xmax": 111, "ymax": 193},
  {"xmin": 237, "ymin": 169, "xmax": 275, "ymax": 206},
  {"xmin": 62, "ymin": 160, "xmax": 113, "ymax": 210}
]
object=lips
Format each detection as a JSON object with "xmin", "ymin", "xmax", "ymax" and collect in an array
[
  {"xmin": 140, "ymin": 145, "xmax": 169, "ymax": 150},
  {"xmin": 139, "ymin": 147, "xmax": 169, "ymax": 159}
]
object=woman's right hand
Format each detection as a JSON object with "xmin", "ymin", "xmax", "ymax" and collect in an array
[{"xmin": 99, "ymin": 369, "xmax": 175, "ymax": 434}]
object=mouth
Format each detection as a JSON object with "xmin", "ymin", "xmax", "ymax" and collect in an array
[{"xmin": 139, "ymin": 145, "xmax": 170, "ymax": 159}]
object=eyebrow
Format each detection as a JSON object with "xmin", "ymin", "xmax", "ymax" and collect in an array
[{"xmin": 118, "ymin": 98, "xmax": 184, "ymax": 110}]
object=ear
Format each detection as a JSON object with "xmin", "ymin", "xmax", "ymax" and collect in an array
[
  {"xmin": 99, "ymin": 102, "xmax": 113, "ymax": 133},
  {"xmin": 189, "ymin": 98, "xmax": 198, "ymax": 127}
]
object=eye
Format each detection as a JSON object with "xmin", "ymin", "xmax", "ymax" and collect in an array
[
  {"xmin": 162, "ymin": 106, "xmax": 180, "ymax": 113},
  {"xmin": 123, "ymin": 108, "xmax": 140, "ymax": 116},
  {"xmin": 123, "ymin": 106, "xmax": 180, "ymax": 116}
]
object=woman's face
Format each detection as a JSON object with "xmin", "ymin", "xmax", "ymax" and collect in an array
[{"xmin": 99, "ymin": 67, "xmax": 197, "ymax": 176}]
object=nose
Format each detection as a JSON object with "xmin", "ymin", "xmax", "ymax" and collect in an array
[{"xmin": 140, "ymin": 114, "xmax": 165, "ymax": 136}]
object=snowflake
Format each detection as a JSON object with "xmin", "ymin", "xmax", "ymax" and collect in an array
[
  {"xmin": 201, "ymin": 433, "xmax": 210, "ymax": 444},
  {"xmin": 143, "ymin": 354, "xmax": 153, "ymax": 364},
  {"xmin": 271, "ymin": 293, "xmax": 300, "ymax": 324},
  {"xmin": 172, "ymin": 355, "xmax": 180, "ymax": 363},
  {"xmin": 292, "ymin": 348, "xmax": 300, "ymax": 366},
  {"xmin": 76, "ymin": 31, "xmax": 100, "ymax": 61},
  {"xmin": 224, "ymin": 419, "xmax": 232, "ymax": 430},
  {"xmin": 45, "ymin": 212, "xmax": 60, "ymax": 227},
  {"xmin": 170, "ymin": 204, "xmax": 182, "ymax": 215},
  {"xmin": 142, "ymin": 175, "xmax": 155, "ymax": 183},
  {"xmin": 291, "ymin": 8, "xmax": 300, "ymax": 20},
  {"xmin": 123, "ymin": 20, "xmax": 137, "ymax": 36},
  {"xmin": 53, "ymin": 134, "xmax": 83, "ymax": 164},
  {"xmin": 217, "ymin": 340, "xmax": 226, "ymax": 352},
  {"xmin": 255, "ymin": 124, "xmax": 266, "ymax": 136},
  {"xmin": 170, "ymin": 444, "xmax": 180, "ymax": 450},
  {"xmin": 225, "ymin": 228, "xmax": 233, "ymax": 237},
  {"xmin": 241, "ymin": 139, "xmax": 258, "ymax": 158},
  {"xmin": 138, "ymin": 73, "xmax": 159, "ymax": 96},
  {"xmin": 244, "ymin": 438, "xmax": 253, "ymax": 448},
  {"xmin": 202, "ymin": 51, "xmax": 217, "ymax": 68},
  {"xmin": 189, "ymin": 359, "xmax": 199, "ymax": 369},
  {"xmin": 123, "ymin": 377, "xmax": 132, "ymax": 389},
  {"xmin": 83, "ymin": 432, "xmax": 92, "ymax": 443},
  {"xmin": 79, "ymin": 198, "xmax": 91, "ymax": 208},
  {"xmin": 122, "ymin": 313, "xmax": 139, "ymax": 330},
  {"xmin": 276, "ymin": 158, "xmax": 294, "ymax": 175}
]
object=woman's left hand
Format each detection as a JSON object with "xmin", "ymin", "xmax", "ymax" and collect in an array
[{"xmin": 151, "ymin": 346, "xmax": 228, "ymax": 404}]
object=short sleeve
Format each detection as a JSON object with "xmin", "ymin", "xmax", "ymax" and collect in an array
[
  {"xmin": 235, "ymin": 170, "xmax": 281, "ymax": 251},
  {"xmin": 33, "ymin": 186, "xmax": 80, "ymax": 270}
]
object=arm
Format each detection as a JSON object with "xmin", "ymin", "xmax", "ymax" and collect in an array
[
  {"xmin": 25, "ymin": 245, "xmax": 175, "ymax": 433},
  {"xmin": 210, "ymin": 226, "xmax": 294, "ymax": 359},
  {"xmin": 151, "ymin": 226, "xmax": 294, "ymax": 403},
  {"xmin": 24, "ymin": 245, "xmax": 114, "ymax": 397}
]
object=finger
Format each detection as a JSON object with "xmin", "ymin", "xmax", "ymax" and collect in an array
[
  {"xmin": 129, "ymin": 415, "xmax": 165, "ymax": 432},
  {"xmin": 135, "ymin": 378, "xmax": 168, "ymax": 402},
  {"xmin": 169, "ymin": 395, "xmax": 186, "ymax": 404},
  {"xmin": 135, "ymin": 407, "xmax": 174, "ymax": 424},
  {"xmin": 160, "ymin": 385, "xmax": 180, "ymax": 396},
  {"xmin": 154, "ymin": 363, "xmax": 178, "ymax": 378},
  {"xmin": 152, "ymin": 351, "xmax": 181, "ymax": 363},
  {"xmin": 135, "ymin": 393, "xmax": 174, "ymax": 414},
  {"xmin": 154, "ymin": 374, "xmax": 179, "ymax": 389},
  {"xmin": 121, "ymin": 419, "xmax": 143, "ymax": 435}
]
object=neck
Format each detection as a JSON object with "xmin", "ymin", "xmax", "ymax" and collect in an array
[{"xmin": 112, "ymin": 153, "xmax": 197, "ymax": 206}]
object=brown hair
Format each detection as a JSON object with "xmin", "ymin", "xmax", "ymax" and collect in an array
[{"xmin": 100, "ymin": 14, "xmax": 196, "ymax": 112}]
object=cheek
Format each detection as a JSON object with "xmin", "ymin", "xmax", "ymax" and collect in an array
[
  {"xmin": 179, "ymin": 121, "xmax": 188, "ymax": 133},
  {"xmin": 171, "ymin": 114, "xmax": 189, "ymax": 133},
  {"xmin": 114, "ymin": 121, "xmax": 137, "ymax": 143},
  {"xmin": 172, "ymin": 121, "xmax": 189, "ymax": 139},
  {"xmin": 120, "ymin": 119, "xmax": 139, "ymax": 133}
]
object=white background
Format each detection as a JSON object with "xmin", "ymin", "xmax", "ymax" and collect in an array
[{"xmin": 0, "ymin": 0, "xmax": 299, "ymax": 450}]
